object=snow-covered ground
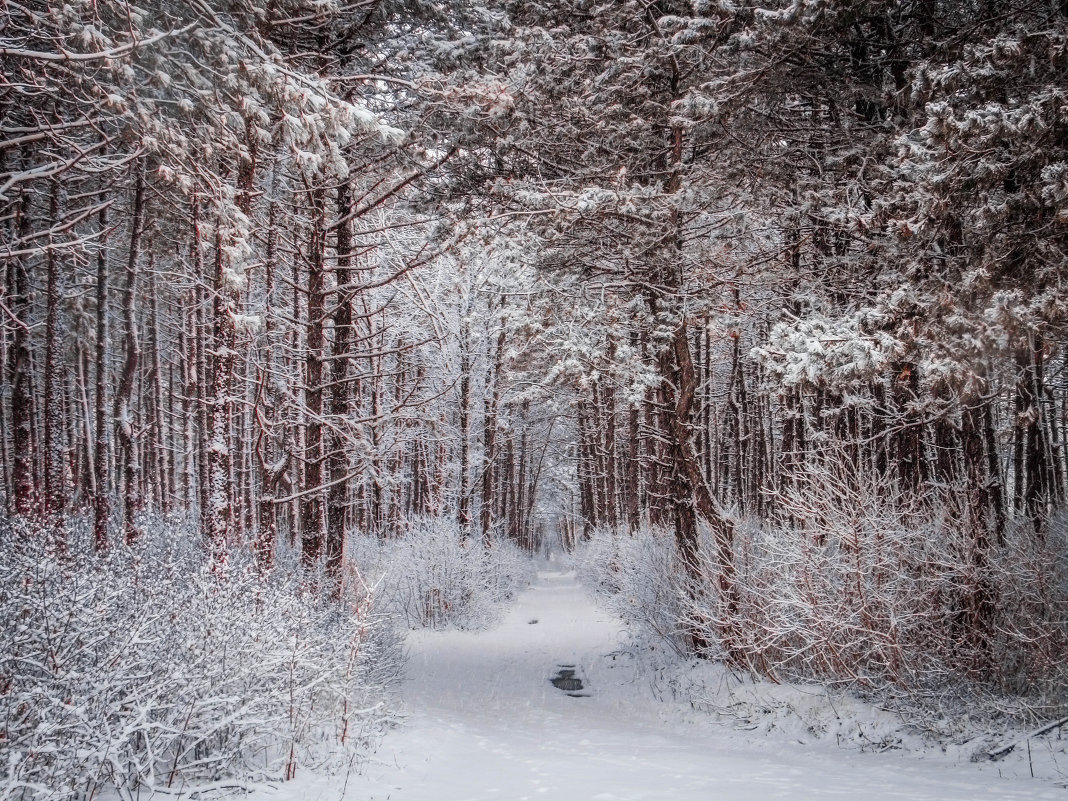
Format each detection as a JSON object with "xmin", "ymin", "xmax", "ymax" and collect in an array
[{"xmin": 261, "ymin": 568, "xmax": 1062, "ymax": 801}]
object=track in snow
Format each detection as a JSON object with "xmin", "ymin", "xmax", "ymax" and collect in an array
[{"xmin": 294, "ymin": 569, "xmax": 1061, "ymax": 800}]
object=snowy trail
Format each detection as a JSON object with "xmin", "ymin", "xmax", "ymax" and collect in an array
[{"xmin": 287, "ymin": 569, "xmax": 1060, "ymax": 801}]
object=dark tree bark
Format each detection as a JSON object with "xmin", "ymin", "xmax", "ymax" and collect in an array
[
  {"xmin": 115, "ymin": 163, "xmax": 145, "ymax": 546},
  {"xmin": 301, "ymin": 187, "xmax": 327, "ymax": 565},
  {"xmin": 1017, "ymin": 336, "xmax": 1054, "ymax": 536},
  {"xmin": 147, "ymin": 264, "xmax": 170, "ymax": 513},
  {"xmin": 892, "ymin": 362, "xmax": 927, "ymax": 497},
  {"xmin": 43, "ymin": 181, "xmax": 66, "ymax": 531},
  {"xmin": 959, "ymin": 390, "xmax": 999, "ymax": 661},
  {"xmin": 326, "ymin": 181, "xmax": 355, "ymax": 590}
]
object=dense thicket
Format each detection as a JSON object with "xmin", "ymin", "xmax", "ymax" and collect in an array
[{"xmin": 2, "ymin": 0, "xmax": 1067, "ymax": 716}]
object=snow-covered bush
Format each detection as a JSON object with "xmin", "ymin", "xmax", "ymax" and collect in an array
[
  {"xmin": 712, "ymin": 460, "xmax": 1068, "ymax": 696},
  {"xmin": 577, "ymin": 460, "xmax": 1068, "ymax": 700},
  {"xmin": 0, "ymin": 518, "xmax": 400, "ymax": 801},
  {"xmin": 349, "ymin": 517, "xmax": 534, "ymax": 630},
  {"xmin": 575, "ymin": 525, "xmax": 690, "ymax": 656}
]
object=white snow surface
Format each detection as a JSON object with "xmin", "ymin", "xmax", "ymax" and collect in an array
[{"xmin": 258, "ymin": 568, "xmax": 1062, "ymax": 801}]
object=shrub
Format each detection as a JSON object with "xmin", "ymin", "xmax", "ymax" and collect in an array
[
  {"xmin": 348, "ymin": 517, "xmax": 535, "ymax": 630},
  {"xmin": 576, "ymin": 457, "xmax": 1068, "ymax": 702},
  {"xmin": 0, "ymin": 518, "xmax": 400, "ymax": 801}
]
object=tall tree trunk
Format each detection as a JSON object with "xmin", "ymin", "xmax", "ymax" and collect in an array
[
  {"xmin": 190, "ymin": 198, "xmax": 213, "ymax": 539},
  {"xmin": 10, "ymin": 178, "xmax": 38, "ymax": 519},
  {"xmin": 603, "ymin": 373, "xmax": 618, "ymax": 528},
  {"xmin": 576, "ymin": 399, "xmax": 597, "ymax": 537},
  {"xmin": 253, "ymin": 163, "xmax": 283, "ymax": 572},
  {"xmin": 302, "ymin": 187, "xmax": 327, "ymax": 565},
  {"xmin": 74, "ymin": 342, "xmax": 92, "ymax": 507},
  {"xmin": 43, "ymin": 181, "xmax": 66, "ymax": 533},
  {"xmin": 655, "ymin": 310, "xmax": 739, "ymax": 657},
  {"xmin": 115, "ymin": 163, "xmax": 145, "ymax": 546},
  {"xmin": 1018, "ymin": 335, "xmax": 1052, "ymax": 536},
  {"xmin": 93, "ymin": 196, "xmax": 110, "ymax": 551},
  {"xmin": 654, "ymin": 115, "xmax": 739, "ymax": 659},
  {"xmin": 892, "ymin": 361, "xmax": 926, "ymax": 497},
  {"xmin": 480, "ymin": 311, "xmax": 506, "ymax": 544},
  {"xmin": 326, "ymin": 181, "xmax": 354, "ymax": 590},
  {"xmin": 457, "ymin": 320, "xmax": 472, "ymax": 535},
  {"xmin": 626, "ymin": 394, "xmax": 641, "ymax": 532},
  {"xmin": 960, "ymin": 387, "xmax": 999, "ymax": 663},
  {"xmin": 147, "ymin": 265, "xmax": 170, "ymax": 513},
  {"xmin": 207, "ymin": 220, "xmax": 238, "ymax": 561}
]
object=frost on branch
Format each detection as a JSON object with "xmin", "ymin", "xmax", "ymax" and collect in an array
[
  {"xmin": 0, "ymin": 522, "xmax": 400, "ymax": 801},
  {"xmin": 350, "ymin": 517, "xmax": 535, "ymax": 631}
]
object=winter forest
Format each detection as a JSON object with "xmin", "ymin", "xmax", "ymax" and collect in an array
[{"xmin": 3, "ymin": 0, "xmax": 1068, "ymax": 798}]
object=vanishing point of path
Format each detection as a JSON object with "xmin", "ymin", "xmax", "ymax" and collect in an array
[{"xmin": 324, "ymin": 569, "xmax": 1058, "ymax": 800}]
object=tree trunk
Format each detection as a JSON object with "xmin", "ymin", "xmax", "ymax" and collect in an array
[
  {"xmin": 656, "ymin": 310, "xmax": 740, "ymax": 658},
  {"xmin": 326, "ymin": 181, "xmax": 354, "ymax": 590},
  {"xmin": 43, "ymin": 181, "xmax": 66, "ymax": 533},
  {"xmin": 480, "ymin": 313, "xmax": 506, "ymax": 544},
  {"xmin": 302, "ymin": 187, "xmax": 327, "ymax": 565},
  {"xmin": 93, "ymin": 196, "xmax": 110, "ymax": 551},
  {"xmin": 115, "ymin": 164, "xmax": 145, "ymax": 546},
  {"xmin": 892, "ymin": 361, "xmax": 926, "ymax": 497},
  {"xmin": 147, "ymin": 265, "xmax": 170, "ymax": 513},
  {"xmin": 457, "ymin": 321, "xmax": 472, "ymax": 535},
  {"xmin": 9, "ymin": 179, "xmax": 38, "ymax": 519},
  {"xmin": 960, "ymin": 389, "xmax": 998, "ymax": 663},
  {"xmin": 206, "ymin": 217, "xmax": 238, "ymax": 562}
]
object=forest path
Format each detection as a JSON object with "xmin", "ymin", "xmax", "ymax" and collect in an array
[{"xmin": 298, "ymin": 567, "xmax": 1057, "ymax": 801}]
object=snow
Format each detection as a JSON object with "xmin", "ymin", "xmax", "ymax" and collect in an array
[{"xmin": 256, "ymin": 567, "xmax": 1061, "ymax": 801}]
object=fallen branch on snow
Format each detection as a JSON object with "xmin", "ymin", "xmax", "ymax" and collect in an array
[{"xmin": 971, "ymin": 715, "xmax": 1068, "ymax": 762}]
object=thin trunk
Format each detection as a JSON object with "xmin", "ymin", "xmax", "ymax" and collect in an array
[
  {"xmin": 960, "ymin": 390, "xmax": 998, "ymax": 662},
  {"xmin": 657, "ymin": 113, "xmax": 737, "ymax": 658},
  {"xmin": 254, "ymin": 165, "xmax": 283, "ymax": 572},
  {"xmin": 1023, "ymin": 335, "xmax": 1051, "ymax": 536},
  {"xmin": 603, "ymin": 375, "xmax": 618, "ymax": 527},
  {"xmin": 178, "ymin": 324, "xmax": 194, "ymax": 509},
  {"xmin": 457, "ymin": 322, "xmax": 472, "ymax": 535},
  {"xmin": 10, "ymin": 178, "xmax": 37, "ymax": 519},
  {"xmin": 115, "ymin": 164, "xmax": 145, "ymax": 545},
  {"xmin": 892, "ymin": 362, "xmax": 926, "ymax": 496},
  {"xmin": 576, "ymin": 400, "xmax": 596, "ymax": 537},
  {"xmin": 147, "ymin": 266, "xmax": 170, "ymax": 513},
  {"xmin": 192, "ymin": 199, "xmax": 212, "ymax": 538},
  {"xmin": 626, "ymin": 378, "xmax": 641, "ymax": 532},
  {"xmin": 480, "ymin": 314, "xmax": 506, "ymax": 544},
  {"xmin": 982, "ymin": 394, "xmax": 1006, "ymax": 546},
  {"xmin": 76, "ymin": 343, "xmax": 93, "ymax": 506}
]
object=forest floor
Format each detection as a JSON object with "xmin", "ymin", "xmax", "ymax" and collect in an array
[{"xmin": 256, "ymin": 567, "xmax": 1064, "ymax": 801}]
